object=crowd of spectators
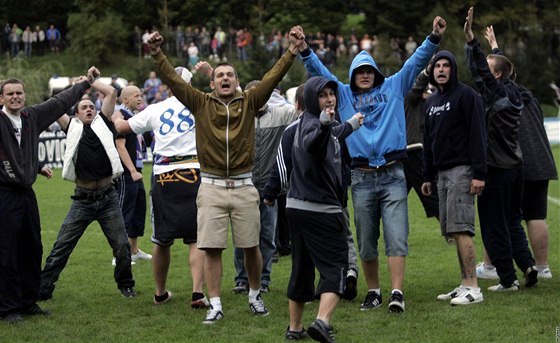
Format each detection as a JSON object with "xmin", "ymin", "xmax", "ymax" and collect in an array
[{"xmin": 1, "ymin": 22, "xmax": 61, "ymax": 58}]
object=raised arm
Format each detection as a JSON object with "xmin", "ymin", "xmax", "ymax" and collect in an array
[
  {"xmin": 484, "ymin": 25, "xmax": 499, "ymax": 50},
  {"xmin": 87, "ymin": 68, "xmax": 117, "ymax": 121}
]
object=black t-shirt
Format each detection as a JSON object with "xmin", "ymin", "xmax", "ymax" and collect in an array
[{"xmin": 67, "ymin": 113, "xmax": 115, "ymax": 181}]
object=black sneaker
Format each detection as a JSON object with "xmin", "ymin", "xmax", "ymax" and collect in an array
[
  {"xmin": 233, "ymin": 281, "xmax": 249, "ymax": 294},
  {"xmin": 249, "ymin": 293, "xmax": 269, "ymax": 316},
  {"xmin": 388, "ymin": 291, "xmax": 405, "ymax": 313},
  {"xmin": 38, "ymin": 292, "xmax": 52, "ymax": 301},
  {"xmin": 2, "ymin": 313, "xmax": 23, "ymax": 324},
  {"xmin": 524, "ymin": 266, "xmax": 539, "ymax": 288},
  {"xmin": 343, "ymin": 269, "xmax": 358, "ymax": 300},
  {"xmin": 360, "ymin": 291, "xmax": 382, "ymax": 310},
  {"xmin": 285, "ymin": 326, "xmax": 308, "ymax": 340},
  {"xmin": 307, "ymin": 319, "xmax": 335, "ymax": 343},
  {"xmin": 21, "ymin": 303, "xmax": 52, "ymax": 317},
  {"xmin": 120, "ymin": 286, "xmax": 137, "ymax": 298}
]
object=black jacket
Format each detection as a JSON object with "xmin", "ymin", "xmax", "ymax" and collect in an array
[{"xmin": 0, "ymin": 81, "xmax": 89, "ymax": 189}]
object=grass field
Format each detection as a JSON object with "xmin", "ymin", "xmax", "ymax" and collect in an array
[{"xmin": 1, "ymin": 146, "xmax": 559, "ymax": 342}]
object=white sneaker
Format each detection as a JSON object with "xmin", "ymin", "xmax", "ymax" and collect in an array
[
  {"xmin": 476, "ymin": 262, "xmax": 499, "ymax": 280},
  {"xmin": 111, "ymin": 257, "xmax": 135, "ymax": 266},
  {"xmin": 450, "ymin": 287, "xmax": 483, "ymax": 305},
  {"xmin": 436, "ymin": 285, "xmax": 465, "ymax": 301},
  {"xmin": 131, "ymin": 249, "xmax": 152, "ymax": 262},
  {"xmin": 537, "ymin": 266, "xmax": 553, "ymax": 279},
  {"xmin": 488, "ymin": 280, "xmax": 520, "ymax": 292}
]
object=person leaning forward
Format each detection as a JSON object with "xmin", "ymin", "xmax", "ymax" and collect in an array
[{"xmin": 146, "ymin": 26, "xmax": 306, "ymax": 324}]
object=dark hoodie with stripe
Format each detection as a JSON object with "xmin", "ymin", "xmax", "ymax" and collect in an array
[
  {"xmin": 423, "ymin": 50, "xmax": 487, "ymax": 182},
  {"xmin": 286, "ymin": 76, "xmax": 356, "ymax": 212}
]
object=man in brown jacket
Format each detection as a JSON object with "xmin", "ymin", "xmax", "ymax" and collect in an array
[{"xmin": 146, "ymin": 26, "xmax": 305, "ymax": 324}]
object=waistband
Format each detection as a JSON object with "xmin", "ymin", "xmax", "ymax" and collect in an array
[
  {"xmin": 355, "ymin": 160, "xmax": 400, "ymax": 173},
  {"xmin": 71, "ymin": 184, "xmax": 114, "ymax": 201},
  {"xmin": 201, "ymin": 177, "xmax": 253, "ymax": 189},
  {"xmin": 154, "ymin": 155, "xmax": 198, "ymax": 165}
]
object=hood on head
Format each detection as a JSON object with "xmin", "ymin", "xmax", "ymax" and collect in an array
[
  {"xmin": 304, "ymin": 76, "xmax": 338, "ymax": 117},
  {"xmin": 428, "ymin": 50, "xmax": 458, "ymax": 91},
  {"xmin": 349, "ymin": 51, "xmax": 385, "ymax": 92}
]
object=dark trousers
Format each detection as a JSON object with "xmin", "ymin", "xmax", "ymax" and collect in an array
[
  {"xmin": 275, "ymin": 194, "xmax": 291, "ymax": 255},
  {"xmin": 0, "ymin": 188, "xmax": 42, "ymax": 317},
  {"xmin": 478, "ymin": 166, "xmax": 535, "ymax": 286},
  {"xmin": 40, "ymin": 187, "xmax": 134, "ymax": 298}
]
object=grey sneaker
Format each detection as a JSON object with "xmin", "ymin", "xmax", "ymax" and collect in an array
[
  {"xmin": 131, "ymin": 249, "xmax": 152, "ymax": 262},
  {"xmin": 307, "ymin": 319, "xmax": 335, "ymax": 343},
  {"xmin": 249, "ymin": 293, "xmax": 269, "ymax": 316},
  {"xmin": 120, "ymin": 286, "xmax": 137, "ymax": 298},
  {"xmin": 285, "ymin": 326, "xmax": 308, "ymax": 340}
]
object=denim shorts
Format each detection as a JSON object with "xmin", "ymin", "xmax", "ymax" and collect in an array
[{"xmin": 351, "ymin": 162, "xmax": 409, "ymax": 260}]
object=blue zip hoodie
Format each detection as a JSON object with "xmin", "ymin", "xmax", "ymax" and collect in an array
[{"xmin": 300, "ymin": 35, "xmax": 439, "ymax": 167}]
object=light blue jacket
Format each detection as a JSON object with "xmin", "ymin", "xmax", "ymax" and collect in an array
[{"xmin": 301, "ymin": 36, "xmax": 438, "ymax": 167}]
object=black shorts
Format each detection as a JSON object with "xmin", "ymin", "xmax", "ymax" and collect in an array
[
  {"xmin": 286, "ymin": 208, "xmax": 348, "ymax": 303},
  {"xmin": 151, "ymin": 168, "xmax": 200, "ymax": 246},
  {"xmin": 521, "ymin": 180, "xmax": 549, "ymax": 221}
]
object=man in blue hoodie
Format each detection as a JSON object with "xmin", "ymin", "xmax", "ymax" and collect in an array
[
  {"xmin": 298, "ymin": 17, "xmax": 446, "ymax": 313},
  {"xmin": 421, "ymin": 50, "xmax": 486, "ymax": 306}
]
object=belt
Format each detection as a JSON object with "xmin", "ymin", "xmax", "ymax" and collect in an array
[
  {"xmin": 71, "ymin": 186, "xmax": 114, "ymax": 201},
  {"xmin": 356, "ymin": 160, "xmax": 399, "ymax": 173},
  {"xmin": 201, "ymin": 177, "xmax": 253, "ymax": 189},
  {"xmin": 154, "ymin": 154, "xmax": 198, "ymax": 165}
]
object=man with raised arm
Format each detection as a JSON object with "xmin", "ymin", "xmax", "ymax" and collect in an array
[
  {"xmin": 0, "ymin": 68, "xmax": 95, "ymax": 323},
  {"xmin": 146, "ymin": 26, "xmax": 306, "ymax": 324},
  {"xmin": 297, "ymin": 17, "xmax": 446, "ymax": 313},
  {"xmin": 39, "ymin": 73, "xmax": 137, "ymax": 301}
]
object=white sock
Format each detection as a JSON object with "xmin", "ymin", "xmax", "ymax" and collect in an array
[
  {"xmin": 248, "ymin": 288, "xmax": 260, "ymax": 302},
  {"xmin": 209, "ymin": 297, "xmax": 222, "ymax": 311},
  {"xmin": 368, "ymin": 288, "xmax": 381, "ymax": 295},
  {"xmin": 391, "ymin": 289, "xmax": 403, "ymax": 295}
]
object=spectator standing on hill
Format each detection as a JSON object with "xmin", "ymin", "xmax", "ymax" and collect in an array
[
  {"xmin": 464, "ymin": 7, "xmax": 538, "ymax": 292},
  {"xmin": 46, "ymin": 24, "xmax": 61, "ymax": 53},
  {"xmin": 34, "ymin": 25, "xmax": 45, "ymax": 56},
  {"xmin": 146, "ymin": 25, "xmax": 306, "ymax": 324},
  {"xmin": 297, "ymin": 16, "xmax": 446, "ymax": 313},
  {"xmin": 0, "ymin": 66, "xmax": 95, "ymax": 324},
  {"xmin": 143, "ymin": 71, "xmax": 162, "ymax": 104}
]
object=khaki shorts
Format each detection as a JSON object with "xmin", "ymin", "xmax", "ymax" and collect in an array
[{"xmin": 196, "ymin": 183, "xmax": 260, "ymax": 249}]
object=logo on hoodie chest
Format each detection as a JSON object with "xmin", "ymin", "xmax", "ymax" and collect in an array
[{"xmin": 353, "ymin": 93, "xmax": 388, "ymax": 129}]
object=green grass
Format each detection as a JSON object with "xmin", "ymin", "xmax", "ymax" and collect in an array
[{"xmin": 1, "ymin": 146, "xmax": 559, "ymax": 342}]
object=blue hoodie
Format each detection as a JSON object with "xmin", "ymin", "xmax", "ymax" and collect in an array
[{"xmin": 300, "ymin": 36, "xmax": 439, "ymax": 167}]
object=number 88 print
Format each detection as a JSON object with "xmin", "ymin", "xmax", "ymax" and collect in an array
[{"xmin": 159, "ymin": 107, "xmax": 194, "ymax": 135}]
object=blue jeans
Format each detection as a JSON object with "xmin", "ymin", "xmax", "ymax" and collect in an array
[
  {"xmin": 40, "ymin": 187, "xmax": 134, "ymax": 298},
  {"xmin": 352, "ymin": 163, "xmax": 409, "ymax": 261},
  {"xmin": 234, "ymin": 201, "xmax": 277, "ymax": 287}
]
